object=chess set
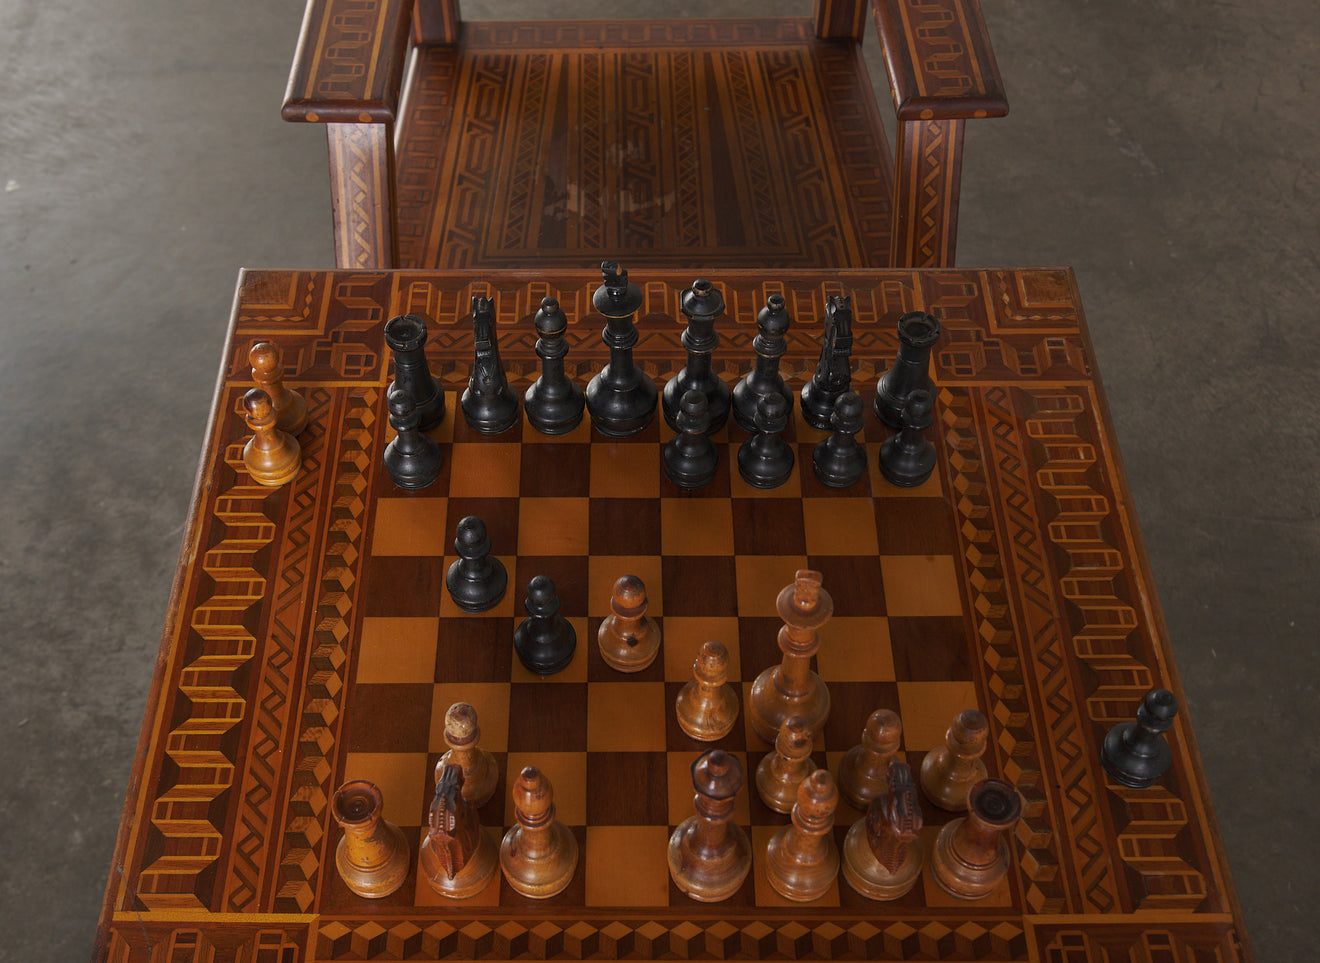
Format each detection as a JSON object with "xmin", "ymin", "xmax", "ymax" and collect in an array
[{"xmin": 95, "ymin": 267, "xmax": 1250, "ymax": 962}]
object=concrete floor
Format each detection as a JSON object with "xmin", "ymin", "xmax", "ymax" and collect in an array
[{"xmin": 1, "ymin": 0, "xmax": 1315, "ymax": 959}]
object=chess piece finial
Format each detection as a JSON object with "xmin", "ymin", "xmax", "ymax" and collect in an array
[
  {"xmin": 675, "ymin": 640, "xmax": 740, "ymax": 741},
  {"xmin": 874, "ymin": 310, "xmax": 940, "ymax": 428},
  {"xmin": 800, "ymin": 294, "xmax": 854, "ymax": 430},
  {"xmin": 383, "ymin": 387, "xmax": 444, "ymax": 489},
  {"xmin": 1101, "ymin": 689, "xmax": 1179, "ymax": 788},
  {"xmin": 514, "ymin": 575, "xmax": 577, "ymax": 675},
  {"xmin": 931, "ymin": 778, "xmax": 1021, "ymax": 900},
  {"xmin": 842, "ymin": 760, "xmax": 923, "ymax": 899},
  {"xmin": 524, "ymin": 296, "xmax": 585, "ymax": 435},
  {"xmin": 836, "ymin": 708, "xmax": 903, "ymax": 811},
  {"xmin": 420, "ymin": 764, "xmax": 499, "ymax": 898},
  {"xmin": 500, "ymin": 766, "xmax": 579, "ymax": 898},
  {"xmin": 597, "ymin": 574, "xmax": 661, "ymax": 672},
  {"xmin": 384, "ymin": 313, "xmax": 446, "ymax": 431},
  {"xmin": 920, "ymin": 709, "xmax": 990, "ymax": 811},
  {"xmin": 437, "ymin": 702, "xmax": 498, "ymax": 808},
  {"xmin": 756, "ymin": 715, "xmax": 815, "ymax": 813},
  {"xmin": 662, "ymin": 278, "xmax": 731, "ymax": 432},
  {"xmin": 445, "ymin": 515, "xmax": 508, "ymax": 613},
  {"xmin": 667, "ymin": 749, "xmax": 752, "ymax": 901},
  {"xmin": 331, "ymin": 779, "xmax": 410, "ymax": 898},
  {"xmin": 748, "ymin": 571, "xmax": 832, "ymax": 742},
  {"xmin": 765, "ymin": 769, "xmax": 840, "ymax": 902},
  {"xmin": 461, "ymin": 295, "xmax": 520, "ymax": 434},
  {"xmin": 241, "ymin": 387, "xmax": 301, "ymax": 487},
  {"xmin": 249, "ymin": 341, "xmax": 307, "ymax": 435},
  {"xmin": 585, "ymin": 261, "xmax": 657, "ymax": 437},
  {"xmin": 732, "ymin": 294, "xmax": 794, "ymax": 431},
  {"xmin": 663, "ymin": 388, "xmax": 720, "ymax": 489},
  {"xmin": 736, "ymin": 392, "xmax": 794, "ymax": 489},
  {"xmin": 812, "ymin": 390, "xmax": 867, "ymax": 489},
  {"xmin": 879, "ymin": 388, "xmax": 936, "ymax": 487}
]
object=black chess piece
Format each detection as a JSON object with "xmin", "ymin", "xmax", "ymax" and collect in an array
[
  {"xmin": 445, "ymin": 516, "xmax": 508, "ymax": 613},
  {"xmin": 811, "ymin": 390, "xmax": 866, "ymax": 489},
  {"xmin": 732, "ymin": 294, "xmax": 794, "ymax": 432},
  {"xmin": 513, "ymin": 575, "xmax": 577, "ymax": 675},
  {"xmin": 585, "ymin": 261, "xmax": 658, "ymax": 437},
  {"xmin": 800, "ymin": 294, "xmax": 854, "ymax": 430},
  {"xmin": 663, "ymin": 389, "xmax": 719, "ymax": 490},
  {"xmin": 874, "ymin": 311, "xmax": 941, "ymax": 428},
  {"xmin": 878, "ymin": 388, "xmax": 936, "ymax": 487},
  {"xmin": 662, "ymin": 279, "xmax": 731, "ymax": 433},
  {"xmin": 737, "ymin": 393, "xmax": 794, "ymax": 489},
  {"xmin": 383, "ymin": 388, "xmax": 444, "ymax": 490},
  {"xmin": 385, "ymin": 314, "xmax": 446, "ymax": 431},
  {"xmin": 523, "ymin": 296, "xmax": 585, "ymax": 435},
  {"xmin": 460, "ymin": 295, "xmax": 520, "ymax": 434},
  {"xmin": 1101, "ymin": 689, "xmax": 1179, "ymax": 788}
]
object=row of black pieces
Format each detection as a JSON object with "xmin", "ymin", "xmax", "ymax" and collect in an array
[{"xmin": 446, "ymin": 516, "xmax": 575, "ymax": 676}]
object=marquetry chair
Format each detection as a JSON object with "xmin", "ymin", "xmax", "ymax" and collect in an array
[{"xmin": 284, "ymin": 1, "xmax": 1006, "ymax": 271}]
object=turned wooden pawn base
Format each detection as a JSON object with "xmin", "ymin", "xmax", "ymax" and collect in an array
[
  {"xmin": 842, "ymin": 818, "xmax": 922, "ymax": 900},
  {"xmin": 331, "ymin": 780, "xmax": 410, "ymax": 899},
  {"xmin": 500, "ymin": 767, "xmax": 578, "ymax": 899},
  {"xmin": 674, "ymin": 640, "xmax": 739, "ymax": 742},
  {"xmin": 597, "ymin": 574, "xmax": 661, "ymax": 672},
  {"xmin": 420, "ymin": 826, "xmax": 499, "ymax": 899},
  {"xmin": 930, "ymin": 779, "xmax": 1022, "ymax": 900},
  {"xmin": 668, "ymin": 750, "xmax": 752, "ymax": 902}
]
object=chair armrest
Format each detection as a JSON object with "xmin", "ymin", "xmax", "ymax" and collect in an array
[
  {"xmin": 872, "ymin": 0, "xmax": 1008, "ymax": 121},
  {"xmin": 282, "ymin": 0, "xmax": 416, "ymax": 123}
]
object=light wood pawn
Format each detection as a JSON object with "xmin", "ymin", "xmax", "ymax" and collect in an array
[
  {"xmin": 667, "ymin": 749, "xmax": 752, "ymax": 902},
  {"xmin": 837, "ymin": 708, "xmax": 903, "ymax": 811},
  {"xmin": 675, "ymin": 640, "xmax": 739, "ymax": 741},
  {"xmin": 330, "ymin": 780, "xmax": 409, "ymax": 898},
  {"xmin": 755, "ymin": 715, "xmax": 814, "ymax": 814},
  {"xmin": 420, "ymin": 764, "xmax": 499, "ymax": 899},
  {"xmin": 842, "ymin": 760, "xmax": 923, "ymax": 900},
  {"xmin": 931, "ymin": 778, "xmax": 1021, "ymax": 900},
  {"xmin": 764, "ymin": 769, "xmax": 840, "ymax": 902},
  {"xmin": 249, "ymin": 341, "xmax": 307, "ymax": 434},
  {"xmin": 241, "ymin": 388, "xmax": 300, "ymax": 487},
  {"xmin": 920, "ymin": 709, "xmax": 989, "ymax": 811},
  {"xmin": 748, "ymin": 570, "xmax": 832, "ymax": 742},
  {"xmin": 436, "ymin": 702, "xmax": 497, "ymax": 808},
  {"xmin": 598, "ymin": 574, "xmax": 661, "ymax": 672},
  {"xmin": 500, "ymin": 766, "xmax": 578, "ymax": 898}
]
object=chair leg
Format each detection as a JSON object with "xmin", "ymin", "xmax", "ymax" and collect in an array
[
  {"xmin": 890, "ymin": 118, "xmax": 964, "ymax": 268},
  {"xmin": 326, "ymin": 123, "xmax": 399, "ymax": 270}
]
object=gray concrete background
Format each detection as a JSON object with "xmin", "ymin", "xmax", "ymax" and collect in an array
[{"xmin": 1, "ymin": 1, "xmax": 1315, "ymax": 959}]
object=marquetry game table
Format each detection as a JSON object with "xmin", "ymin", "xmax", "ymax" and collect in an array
[{"xmin": 94, "ymin": 268, "xmax": 1252, "ymax": 962}]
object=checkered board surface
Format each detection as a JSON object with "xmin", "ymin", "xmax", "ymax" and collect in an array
[{"xmin": 325, "ymin": 378, "xmax": 1007, "ymax": 918}]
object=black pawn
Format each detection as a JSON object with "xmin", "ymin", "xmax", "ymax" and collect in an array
[
  {"xmin": 732, "ymin": 294, "xmax": 793, "ymax": 432},
  {"xmin": 523, "ymin": 296, "xmax": 585, "ymax": 435},
  {"xmin": 461, "ymin": 295, "xmax": 520, "ymax": 434},
  {"xmin": 737, "ymin": 393, "xmax": 794, "ymax": 490},
  {"xmin": 513, "ymin": 575, "xmax": 577, "ymax": 675},
  {"xmin": 662, "ymin": 279, "xmax": 731, "ymax": 433},
  {"xmin": 811, "ymin": 390, "xmax": 866, "ymax": 489},
  {"xmin": 663, "ymin": 389, "xmax": 719, "ymax": 490},
  {"xmin": 878, "ymin": 388, "xmax": 936, "ymax": 487},
  {"xmin": 445, "ymin": 516, "xmax": 508, "ymax": 613},
  {"xmin": 1102, "ymin": 689, "xmax": 1179, "ymax": 788},
  {"xmin": 800, "ymin": 294, "xmax": 854, "ymax": 430},
  {"xmin": 874, "ymin": 311, "xmax": 940, "ymax": 428},
  {"xmin": 383, "ymin": 388, "xmax": 443, "ymax": 490},
  {"xmin": 585, "ymin": 261, "xmax": 658, "ymax": 437},
  {"xmin": 385, "ymin": 314, "xmax": 446, "ymax": 431}
]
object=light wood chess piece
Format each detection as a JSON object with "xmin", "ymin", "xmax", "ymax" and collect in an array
[
  {"xmin": 597, "ymin": 574, "xmax": 661, "ymax": 672},
  {"xmin": 241, "ymin": 387, "xmax": 300, "ymax": 487},
  {"xmin": 931, "ymin": 778, "xmax": 1021, "ymax": 900},
  {"xmin": 842, "ymin": 760, "xmax": 923, "ymax": 899},
  {"xmin": 249, "ymin": 341, "xmax": 307, "ymax": 435},
  {"xmin": 330, "ymin": 780, "xmax": 409, "ymax": 898},
  {"xmin": 920, "ymin": 708, "xmax": 989, "ymax": 811},
  {"xmin": 755, "ymin": 715, "xmax": 814, "ymax": 814},
  {"xmin": 500, "ymin": 766, "xmax": 578, "ymax": 898},
  {"xmin": 837, "ymin": 708, "xmax": 902, "ymax": 811},
  {"xmin": 436, "ymin": 702, "xmax": 497, "ymax": 808},
  {"xmin": 764, "ymin": 769, "xmax": 840, "ymax": 902},
  {"xmin": 748, "ymin": 570, "xmax": 832, "ymax": 742},
  {"xmin": 419, "ymin": 764, "xmax": 499, "ymax": 899},
  {"xmin": 667, "ymin": 749, "xmax": 752, "ymax": 902},
  {"xmin": 675, "ymin": 640, "xmax": 739, "ymax": 741}
]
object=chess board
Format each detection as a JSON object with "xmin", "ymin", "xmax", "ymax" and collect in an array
[{"xmin": 95, "ymin": 268, "xmax": 1252, "ymax": 962}]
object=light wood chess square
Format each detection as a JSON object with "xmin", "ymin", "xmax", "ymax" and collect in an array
[
  {"xmin": 896, "ymin": 681, "xmax": 980, "ymax": 751},
  {"xmin": 504, "ymin": 751, "xmax": 587, "ymax": 826},
  {"xmin": 590, "ymin": 442, "xmax": 660, "ymax": 497},
  {"xmin": 342, "ymin": 752, "xmax": 428, "ymax": 828},
  {"xmin": 734, "ymin": 555, "xmax": 809, "ymax": 616},
  {"xmin": 816, "ymin": 617, "xmax": 894, "ymax": 682},
  {"xmin": 449, "ymin": 443, "xmax": 522, "ymax": 497},
  {"xmin": 660, "ymin": 498, "xmax": 734, "ymax": 555},
  {"xmin": 371, "ymin": 497, "xmax": 448, "ymax": 555},
  {"xmin": 880, "ymin": 555, "xmax": 963, "ymax": 616},
  {"xmin": 429, "ymin": 683, "xmax": 511, "ymax": 753},
  {"xmin": 585, "ymin": 826, "xmax": 671, "ymax": 906},
  {"xmin": 801, "ymin": 498, "xmax": 880, "ymax": 556},
  {"xmin": 517, "ymin": 497, "xmax": 590, "ymax": 555},
  {"xmin": 356, "ymin": 617, "xmax": 439, "ymax": 683}
]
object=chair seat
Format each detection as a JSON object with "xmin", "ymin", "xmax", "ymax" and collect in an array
[{"xmin": 395, "ymin": 19, "xmax": 894, "ymax": 270}]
